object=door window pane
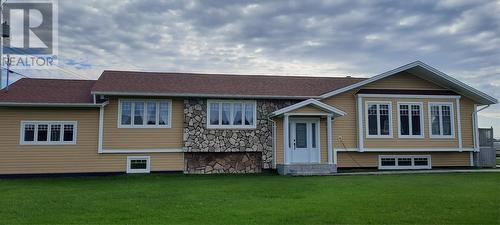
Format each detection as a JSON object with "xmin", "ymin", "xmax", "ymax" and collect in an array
[
  {"xmin": 24, "ymin": 124, "xmax": 35, "ymax": 142},
  {"xmin": 63, "ymin": 125, "xmax": 74, "ymax": 142},
  {"xmin": 50, "ymin": 124, "xmax": 61, "ymax": 141},
  {"xmin": 244, "ymin": 103, "xmax": 254, "ymax": 125},
  {"xmin": 295, "ymin": 123, "xmax": 307, "ymax": 148},
  {"xmin": 159, "ymin": 102, "xmax": 169, "ymax": 125},
  {"xmin": 134, "ymin": 102, "xmax": 144, "ymax": 125},
  {"xmin": 147, "ymin": 102, "xmax": 157, "ymax": 125},
  {"xmin": 311, "ymin": 123, "xmax": 316, "ymax": 148},
  {"xmin": 222, "ymin": 103, "xmax": 231, "ymax": 125},
  {"xmin": 209, "ymin": 103, "xmax": 219, "ymax": 125},
  {"xmin": 233, "ymin": 103, "xmax": 242, "ymax": 125},
  {"xmin": 121, "ymin": 101, "xmax": 132, "ymax": 125}
]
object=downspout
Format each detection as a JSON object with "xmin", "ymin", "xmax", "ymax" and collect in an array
[
  {"xmin": 97, "ymin": 101, "xmax": 109, "ymax": 154},
  {"xmin": 267, "ymin": 117, "xmax": 277, "ymax": 169},
  {"xmin": 472, "ymin": 104, "xmax": 490, "ymax": 151}
]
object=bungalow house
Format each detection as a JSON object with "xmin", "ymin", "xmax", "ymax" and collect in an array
[{"xmin": 0, "ymin": 61, "xmax": 497, "ymax": 175}]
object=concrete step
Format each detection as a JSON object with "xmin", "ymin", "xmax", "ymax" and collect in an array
[{"xmin": 277, "ymin": 164, "xmax": 337, "ymax": 176}]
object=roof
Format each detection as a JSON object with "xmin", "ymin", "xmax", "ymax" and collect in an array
[
  {"xmin": 271, "ymin": 99, "xmax": 346, "ymax": 117},
  {"xmin": 0, "ymin": 78, "xmax": 97, "ymax": 106},
  {"xmin": 91, "ymin": 71, "xmax": 366, "ymax": 99},
  {"xmin": 320, "ymin": 61, "xmax": 498, "ymax": 105}
]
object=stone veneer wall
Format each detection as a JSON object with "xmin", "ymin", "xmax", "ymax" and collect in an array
[
  {"xmin": 184, "ymin": 152, "xmax": 262, "ymax": 174},
  {"xmin": 183, "ymin": 98, "xmax": 297, "ymax": 169}
]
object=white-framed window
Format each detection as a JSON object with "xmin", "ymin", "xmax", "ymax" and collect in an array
[
  {"xmin": 397, "ymin": 102, "xmax": 424, "ymax": 138},
  {"xmin": 118, "ymin": 99, "xmax": 171, "ymax": 128},
  {"xmin": 428, "ymin": 102, "xmax": 454, "ymax": 138},
  {"xmin": 20, "ymin": 121, "xmax": 77, "ymax": 145},
  {"xmin": 365, "ymin": 101, "xmax": 392, "ymax": 138},
  {"xmin": 378, "ymin": 155, "xmax": 431, "ymax": 170},
  {"xmin": 207, "ymin": 100, "xmax": 257, "ymax": 129},
  {"xmin": 126, "ymin": 156, "xmax": 150, "ymax": 173}
]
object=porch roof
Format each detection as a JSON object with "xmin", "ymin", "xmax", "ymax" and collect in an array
[{"xmin": 270, "ymin": 99, "xmax": 346, "ymax": 117}]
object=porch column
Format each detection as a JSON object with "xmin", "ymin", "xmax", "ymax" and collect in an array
[
  {"xmin": 327, "ymin": 115, "xmax": 333, "ymax": 164},
  {"xmin": 284, "ymin": 114, "xmax": 289, "ymax": 165}
]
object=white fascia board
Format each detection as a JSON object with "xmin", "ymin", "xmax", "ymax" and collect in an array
[
  {"xmin": 91, "ymin": 91, "xmax": 317, "ymax": 100},
  {"xmin": 336, "ymin": 148, "xmax": 475, "ymax": 152},
  {"xmin": 101, "ymin": 148, "xmax": 184, "ymax": 153},
  {"xmin": 271, "ymin": 99, "xmax": 346, "ymax": 117}
]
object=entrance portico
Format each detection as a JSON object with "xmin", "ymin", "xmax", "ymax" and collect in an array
[{"xmin": 270, "ymin": 99, "xmax": 346, "ymax": 175}]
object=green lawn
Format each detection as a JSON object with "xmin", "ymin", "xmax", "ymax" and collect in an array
[{"xmin": 0, "ymin": 173, "xmax": 499, "ymax": 224}]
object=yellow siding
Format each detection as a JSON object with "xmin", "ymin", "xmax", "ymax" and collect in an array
[
  {"xmin": 289, "ymin": 105, "xmax": 328, "ymax": 114},
  {"xmin": 363, "ymin": 71, "xmax": 445, "ymax": 90},
  {"xmin": 322, "ymin": 90, "xmax": 358, "ymax": 149},
  {"xmin": 337, "ymin": 152, "xmax": 470, "ymax": 167},
  {"xmin": 0, "ymin": 107, "xmax": 184, "ymax": 174},
  {"xmin": 460, "ymin": 97, "xmax": 474, "ymax": 148},
  {"xmin": 102, "ymin": 97, "xmax": 184, "ymax": 150}
]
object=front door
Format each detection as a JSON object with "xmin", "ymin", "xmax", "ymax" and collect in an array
[{"xmin": 290, "ymin": 118, "xmax": 320, "ymax": 163}]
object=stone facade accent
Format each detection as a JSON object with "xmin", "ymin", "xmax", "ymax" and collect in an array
[
  {"xmin": 184, "ymin": 152, "xmax": 262, "ymax": 174},
  {"xmin": 183, "ymin": 98, "xmax": 296, "ymax": 169}
]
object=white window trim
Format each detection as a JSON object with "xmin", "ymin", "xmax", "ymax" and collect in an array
[
  {"xmin": 428, "ymin": 102, "xmax": 455, "ymax": 139},
  {"xmin": 126, "ymin": 156, "xmax": 151, "ymax": 173},
  {"xmin": 378, "ymin": 155, "xmax": 432, "ymax": 170},
  {"xmin": 118, "ymin": 99, "xmax": 172, "ymax": 128},
  {"xmin": 365, "ymin": 101, "xmax": 393, "ymax": 138},
  {"xmin": 206, "ymin": 100, "xmax": 257, "ymax": 129},
  {"xmin": 397, "ymin": 102, "xmax": 424, "ymax": 138},
  {"xmin": 19, "ymin": 121, "xmax": 77, "ymax": 145}
]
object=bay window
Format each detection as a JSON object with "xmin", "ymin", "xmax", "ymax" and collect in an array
[
  {"xmin": 429, "ymin": 103, "xmax": 454, "ymax": 138},
  {"xmin": 20, "ymin": 121, "xmax": 77, "ymax": 145},
  {"xmin": 119, "ymin": 99, "xmax": 171, "ymax": 128},
  {"xmin": 366, "ymin": 102, "xmax": 392, "ymax": 137},
  {"xmin": 207, "ymin": 100, "xmax": 256, "ymax": 129},
  {"xmin": 398, "ymin": 103, "xmax": 423, "ymax": 138}
]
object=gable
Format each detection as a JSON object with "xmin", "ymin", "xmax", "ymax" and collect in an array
[
  {"xmin": 288, "ymin": 105, "xmax": 331, "ymax": 114},
  {"xmin": 362, "ymin": 71, "xmax": 445, "ymax": 90}
]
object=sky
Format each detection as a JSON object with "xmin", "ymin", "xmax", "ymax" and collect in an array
[{"xmin": 1, "ymin": 0, "xmax": 499, "ymax": 136}]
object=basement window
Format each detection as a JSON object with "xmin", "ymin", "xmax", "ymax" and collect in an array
[
  {"xmin": 378, "ymin": 155, "xmax": 431, "ymax": 170},
  {"xmin": 127, "ymin": 156, "xmax": 150, "ymax": 173},
  {"xmin": 20, "ymin": 121, "xmax": 77, "ymax": 145}
]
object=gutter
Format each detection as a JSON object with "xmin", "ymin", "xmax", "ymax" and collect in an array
[
  {"xmin": 91, "ymin": 91, "xmax": 318, "ymax": 100},
  {"xmin": 0, "ymin": 102, "xmax": 108, "ymax": 107}
]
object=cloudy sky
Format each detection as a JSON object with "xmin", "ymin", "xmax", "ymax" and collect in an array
[{"xmin": 3, "ymin": 0, "xmax": 500, "ymax": 135}]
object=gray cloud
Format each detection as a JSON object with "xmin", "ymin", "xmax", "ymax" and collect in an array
[{"xmin": 4, "ymin": 0, "xmax": 499, "ymax": 119}]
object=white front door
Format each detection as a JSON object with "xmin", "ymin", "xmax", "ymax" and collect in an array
[{"xmin": 290, "ymin": 118, "xmax": 320, "ymax": 164}]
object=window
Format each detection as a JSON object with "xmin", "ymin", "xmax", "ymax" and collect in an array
[
  {"xmin": 207, "ymin": 100, "xmax": 256, "ymax": 129},
  {"xmin": 398, "ymin": 103, "xmax": 423, "ymax": 138},
  {"xmin": 119, "ymin": 100, "xmax": 172, "ymax": 128},
  {"xmin": 20, "ymin": 121, "xmax": 77, "ymax": 145},
  {"xmin": 127, "ymin": 156, "xmax": 150, "ymax": 173},
  {"xmin": 365, "ymin": 102, "xmax": 392, "ymax": 137},
  {"xmin": 428, "ymin": 103, "xmax": 454, "ymax": 138},
  {"xmin": 379, "ymin": 155, "xmax": 431, "ymax": 170}
]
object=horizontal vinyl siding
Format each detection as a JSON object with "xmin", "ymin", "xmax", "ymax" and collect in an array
[
  {"xmin": 102, "ymin": 97, "xmax": 184, "ymax": 150},
  {"xmin": 289, "ymin": 105, "xmax": 327, "ymax": 114},
  {"xmin": 0, "ymin": 107, "xmax": 183, "ymax": 174},
  {"xmin": 362, "ymin": 71, "xmax": 445, "ymax": 90},
  {"xmin": 322, "ymin": 90, "xmax": 358, "ymax": 149},
  {"xmin": 337, "ymin": 152, "xmax": 470, "ymax": 168}
]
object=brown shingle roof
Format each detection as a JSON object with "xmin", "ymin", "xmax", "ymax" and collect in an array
[
  {"xmin": 91, "ymin": 71, "xmax": 366, "ymax": 98},
  {"xmin": 0, "ymin": 78, "xmax": 96, "ymax": 104}
]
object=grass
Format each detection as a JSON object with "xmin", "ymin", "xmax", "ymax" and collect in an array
[{"xmin": 0, "ymin": 173, "xmax": 499, "ymax": 224}]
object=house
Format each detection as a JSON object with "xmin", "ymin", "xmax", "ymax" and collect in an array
[{"xmin": 0, "ymin": 61, "xmax": 497, "ymax": 175}]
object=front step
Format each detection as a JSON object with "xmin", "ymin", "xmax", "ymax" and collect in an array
[{"xmin": 277, "ymin": 164, "xmax": 337, "ymax": 176}]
